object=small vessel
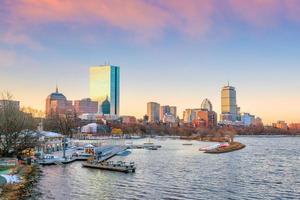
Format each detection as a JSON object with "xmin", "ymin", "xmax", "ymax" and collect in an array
[
  {"xmin": 82, "ymin": 161, "xmax": 136, "ymax": 173},
  {"xmin": 38, "ymin": 154, "xmax": 63, "ymax": 165},
  {"xmin": 182, "ymin": 143, "xmax": 193, "ymax": 146},
  {"xmin": 145, "ymin": 146, "xmax": 158, "ymax": 150},
  {"xmin": 199, "ymin": 143, "xmax": 222, "ymax": 151}
]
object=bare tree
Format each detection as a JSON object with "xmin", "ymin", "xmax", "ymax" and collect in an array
[
  {"xmin": 0, "ymin": 92, "xmax": 38, "ymax": 157},
  {"xmin": 44, "ymin": 110, "xmax": 79, "ymax": 138}
]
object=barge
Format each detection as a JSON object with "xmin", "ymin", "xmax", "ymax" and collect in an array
[{"xmin": 82, "ymin": 161, "xmax": 136, "ymax": 173}]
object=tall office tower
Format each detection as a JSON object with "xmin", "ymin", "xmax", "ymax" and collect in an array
[
  {"xmin": 160, "ymin": 105, "xmax": 170, "ymax": 121},
  {"xmin": 221, "ymin": 84, "xmax": 237, "ymax": 121},
  {"xmin": 170, "ymin": 106, "xmax": 177, "ymax": 118},
  {"xmin": 147, "ymin": 102, "xmax": 160, "ymax": 122},
  {"xmin": 89, "ymin": 65, "xmax": 120, "ymax": 115}
]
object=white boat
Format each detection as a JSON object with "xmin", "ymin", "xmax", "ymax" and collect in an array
[{"xmin": 38, "ymin": 154, "xmax": 63, "ymax": 165}]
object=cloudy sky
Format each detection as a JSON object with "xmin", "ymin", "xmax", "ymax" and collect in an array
[{"xmin": 1, "ymin": 0, "xmax": 300, "ymax": 123}]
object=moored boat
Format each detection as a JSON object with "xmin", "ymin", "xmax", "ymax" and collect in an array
[{"xmin": 82, "ymin": 161, "xmax": 136, "ymax": 173}]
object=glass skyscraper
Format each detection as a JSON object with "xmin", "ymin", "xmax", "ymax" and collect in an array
[
  {"xmin": 89, "ymin": 65, "xmax": 120, "ymax": 115},
  {"xmin": 220, "ymin": 85, "xmax": 237, "ymax": 121}
]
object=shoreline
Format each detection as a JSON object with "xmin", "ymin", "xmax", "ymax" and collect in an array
[{"xmin": 0, "ymin": 165, "xmax": 41, "ymax": 200}]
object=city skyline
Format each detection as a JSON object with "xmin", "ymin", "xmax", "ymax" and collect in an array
[{"xmin": 1, "ymin": 1, "xmax": 300, "ymax": 123}]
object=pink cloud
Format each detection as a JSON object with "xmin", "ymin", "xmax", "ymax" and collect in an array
[
  {"xmin": 228, "ymin": 0, "xmax": 282, "ymax": 27},
  {"xmin": 284, "ymin": 0, "xmax": 300, "ymax": 22},
  {"xmin": 2, "ymin": 0, "xmax": 300, "ymax": 47},
  {"xmin": 4, "ymin": 0, "xmax": 215, "ymax": 41}
]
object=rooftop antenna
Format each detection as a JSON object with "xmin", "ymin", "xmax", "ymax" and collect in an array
[
  {"xmin": 227, "ymin": 81, "xmax": 230, "ymax": 86},
  {"xmin": 56, "ymin": 82, "xmax": 58, "ymax": 93}
]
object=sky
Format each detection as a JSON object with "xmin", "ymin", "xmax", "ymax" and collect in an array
[{"xmin": 1, "ymin": 0, "xmax": 300, "ymax": 124}]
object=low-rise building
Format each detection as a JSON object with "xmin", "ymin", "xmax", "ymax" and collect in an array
[
  {"xmin": 288, "ymin": 123, "xmax": 300, "ymax": 130},
  {"xmin": 0, "ymin": 100, "xmax": 20, "ymax": 110},
  {"xmin": 37, "ymin": 131, "xmax": 63, "ymax": 154},
  {"xmin": 121, "ymin": 116, "xmax": 137, "ymax": 124},
  {"xmin": 241, "ymin": 113, "xmax": 255, "ymax": 126},
  {"xmin": 273, "ymin": 121, "xmax": 288, "ymax": 130},
  {"xmin": 74, "ymin": 98, "xmax": 98, "ymax": 115}
]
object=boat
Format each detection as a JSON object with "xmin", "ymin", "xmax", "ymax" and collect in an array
[
  {"xmin": 145, "ymin": 146, "xmax": 158, "ymax": 150},
  {"xmin": 182, "ymin": 143, "xmax": 193, "ymax": 146},
  {"xmin": 82, "ymin": 161, "xmax": 136, "ymax": 173},
  {"xmin": 199, "ymin": 143, "xmax": 222, "ymax": 151},
  {"xmin": 38, "ymin": 154, "xmax": 64, "ymax": 165},
  {"xmin": 72, "ymin": 152, "xmax": 93, "ymax": 160}
]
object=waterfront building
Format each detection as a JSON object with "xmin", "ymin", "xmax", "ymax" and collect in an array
[
  {"xmin": 170, "ymin": 106, "xmax": 177, "ymax": 118},
  {"xmin": 220, "ymin": 84, "xmax": 238, "ymax": 122},
  {"xmin": 74, "ymin": 98, "xmax": 98, "ymax": 115},
  {"xmin": 37, "ymin": 131, "xmax": 63, "ymax": 154},
  {"xmin": 121, "ymin": 116, "xmax": 137, "ymax": 124},
  {"xmin": 160, "ymin": 105, "xmax": 170, "ymax": 121},
  {"xmin": 0, "ymin": 100, "xmax": 20, "ymax": 110},
  {"xmin": 273, "ymin": 121, "xmax": 288, "ymax": 130},
  {"xmin": 89, "ymin": 65, "xmax": 120, "ymax": 115},
  {"xmin": 147, "ymin": 102, "xmax": 160, "ymax": 122},
  {"xmin": 45, "ymin": 86, "xmax": 73, "ymax": 117},
  {"xmin": 241, "ymin": 113, "xmax": 255, "ymax": 126}
]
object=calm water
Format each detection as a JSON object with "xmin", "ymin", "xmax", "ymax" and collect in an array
[{"xmin": 34, "ymin": 136, "xmax": 300, "ymax": 200}]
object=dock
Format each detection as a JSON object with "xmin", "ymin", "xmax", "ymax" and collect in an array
[
  {"xmin": 97, "ymin": 145, "xmax": 128, "ymax": 162},
  {"xmin": 38, "ymin": 145, "xmax": 128, "ymax": 166}
]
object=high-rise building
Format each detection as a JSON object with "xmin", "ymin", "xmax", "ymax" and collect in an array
[
  {"xmin": 170, "ymin": 106, "xmax": 177, "ymax": 118},
  {"xmin": 45, "ymin": 87, "xmax": 73, "ymax": 117},
  {"xmin": 220, "ymin": 84, "xmax": 238, "ymax": 121},
  {"xmin": 201, "ymin": 98, "xmax": 213, "ymax": 112},
  {"xmin": 192, "ymin": 99, "xmax": 217, "ymax": 128},
  {"xmin": 160, "ymin": 105, "xmax": 170, "ymax": 121},
  {"xmin": 74, "ymin": 98, "xmax": 98, "ymax": 115},
  {"xmin": 89, "ymin": 65, "xmax": 120, "ymax": 115},
  {"xmin": 147, "ymin": 102, "xmax": 160, "ymax": 122}
]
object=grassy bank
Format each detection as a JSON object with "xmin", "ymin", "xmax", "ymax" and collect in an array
[{"xmin": 0, "ymin": 165, "xmax": 41, "ymax": 200}]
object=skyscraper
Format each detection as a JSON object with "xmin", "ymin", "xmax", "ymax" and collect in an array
[
  {"xmin": 89, "ymin": 65, "xmax": 120, "ymax": 115},
  {"xmin": 170, "ymin": 106, "xmax": 177, "ymax": 118},
  {"xmin": 220, "ymin": 84, "xmax": 237, "ymax": 121},
  {"xmin": 160, "ymin": 105, "xmax": 170, "ymax": 121},
  {"xmin": 147, "ymin": 102, "xmax": 160, "ymax": 122}
]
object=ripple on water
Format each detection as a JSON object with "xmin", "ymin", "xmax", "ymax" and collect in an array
[{"xmin": 34, "ymin": 137, "xmax": 300, "ymax": 200}]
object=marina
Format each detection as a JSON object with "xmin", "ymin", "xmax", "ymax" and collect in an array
[{"xmin": 32, "ymin": 137, "xmax": 300, "ymax": 200}]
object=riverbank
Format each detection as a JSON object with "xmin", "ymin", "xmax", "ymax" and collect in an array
[
  {"xmin": 204, "ymin": 142, "xmax": 246, "ymax": 154},
  {"xmin": 0, "ymin": 165, "xmax": 41, "ymax": 200}
]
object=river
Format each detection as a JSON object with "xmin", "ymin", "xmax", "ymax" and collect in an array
[{"xmin": 33, "ymin": 136, "xmax": 300, "ymax": 200}]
